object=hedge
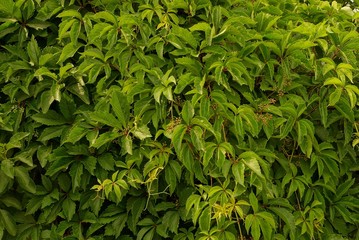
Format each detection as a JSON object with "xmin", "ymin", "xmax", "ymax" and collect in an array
[{"xmin": 0, "ymin": 0, "xmax": 358, "ymax": 239}]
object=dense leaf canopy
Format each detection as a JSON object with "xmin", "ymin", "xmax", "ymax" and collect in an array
[{"xmin": 0, "ymin": 0, "xmax": 358, "ymax": 239}]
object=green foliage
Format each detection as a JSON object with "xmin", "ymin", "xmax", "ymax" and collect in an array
[{"xmin": 0, "ymin": 0, "xmax": 359, "ymax": 239}]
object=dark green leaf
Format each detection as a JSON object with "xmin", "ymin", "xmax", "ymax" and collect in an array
[
  {"xmin": 110, "ymin": 90, "xmax": 130, "ymax": 128},
  {"xmin": 32, "ymin": 111, "xmax": 67, "ymax": 126},
  {"xmin": 0, "ymin": 209, "xmax": 16, "ymax": 236}
]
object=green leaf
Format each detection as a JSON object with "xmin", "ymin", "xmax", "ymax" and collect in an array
[
  {"xmin": 286, "ymin": 40, "xmax": 316, "ymax": 54},
  {"xmin": 249, "ymin": 192, "xmax": 259, "ymax": 213},
  {"xmin": 280, "ymin": 116, "xmax": 296, "ymax": 139},
  {"xmin": 191, "ymin": 117, "xmax": 218, "ymax": 140},
  {"xmin": 242, "ymin": 156, "xmax": 263, "ymax": 179},
  {"xmin": 232, "ymin": 162, "xmax": 245, "ymax": 186},
  {"xmin": 172, "ymin": 25, "xmax": 197, "ymax": 49},
  {"xmin": 319, "ymin": 100, "xmax": 328, "ymax": 127},
  {"xmin": 68, "ymin": 83, "xmax": 90, "ymax": 104},
  {"xmin": 62, "ymin": 124, "xmax": 89, "ymax": 144},
  {"xmin": 57, "ymin": 9, "xmax": 82, "ymax": 19},
  {"xmin": 175, "ymin": 57, "xmax": 202, "ymax": 76},
  {"xmin": 190, "ymin": 126, "xmax": 204, "ymax": 151},
  {"xmin": 89, "ymin": 112, "xmax": 122, "ymax": 129},
  {"xmin": 203, "ymin": 142, "xmax": 216, "ymax": 168},
  {"xmin": 32, "ymin": 110, "xmax": 67, "ymax": 126},
  {"xmin": 27, "ymin": 36, "xmax": 40, "ymax": 66},
  {"xmin": 83, "ymin": 156, "xmax": 97, "ymax": 175},
  {"xmin": 69, "ymin": 162, "xmax": 83, "ymax": 191},
  {"xmin": 93, "ymin": 11, "xmax": 118, "ymax": 25},
  {"xmin": 98, "ymin": 153, "xmax": 115, "ymax": 171},
  {"xmin": 0, "ymin": 198, "xmax": 20, "ymax": 214},
  {"xmin": 0, "ymin": 209, "xmax": 16, "ymax": 236},
  {"xmin": 38, "ymin": 126, "xmax": 64, "ymax": 142},
  {"xmin": 14, "ymin": 166, "xmax": 36, "ymax": 194},
  {"xmin": 62, "ymin": 198, "xmax": 76, "ymax": 221},
  {"xmin": 181, "ymin": 144, "xmax": 194, "ymax": 172},
  {"xmin": 182, "ymin": 101, "xmax": 194, "ymax": 125},
  {"xmin": 268, "ymin": 207, "xmax": 296, "ymax": 239},
  {"xmin": 172, "ymin": 124, "xmax": 187, "ymax": 155},
  {"xmin": 335, "ymin": 98, "xmax": 354, "ymax": 122},
  {"xmin": 57, "ymin": 42, "xmax": 82, "ymax": 64},
  {"xmin": 328, "ymin": 88, "xmax": 342, "ymax": 106},
  {"xmin": 199, "ymin": 206, "xmax": 211, "ymax": 231},
  {"xmin": 189, "ymin": 22, "xmax": 211, "ymax": 32},
  {"xmin": 46, "ymin": 157, "xmax": 73, "ymax": 176},
  {"xmin": 132, "ymin": 125, "xmax": 152, "ymax": 140},
  {"xmin": 323, "ymin": 77, "xmax": 344, "ymax": 87},
  {"xmin": 110, "ymin": 90, "xmax": 130, "ymax": 128},
  {"xmin": 163, "ymin": 211, "xmax": 180, "ymax": 234},
  {"xmin": 122, "ymin": 135, "xmax": 133, "ymax": 155},
  {"xmin": 91, "ymin": 132, "xmax": 121, "ymax": 148},
  {"xmin": 1, "ymin": 159, "xmax": 14, "ymax": 179},
  {"xmin": 0, "ymin": 0, "xmax": 14, "ymax": 16}
]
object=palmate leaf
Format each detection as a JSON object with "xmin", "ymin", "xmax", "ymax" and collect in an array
[{"xmin": 0, "ymin": 0, "xmax": 358, "ymax": 239}]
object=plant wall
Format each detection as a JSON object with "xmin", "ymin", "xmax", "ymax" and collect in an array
[{"xmin": 0, "ymin": 0, "xmax": 359, "ymax": 239}]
